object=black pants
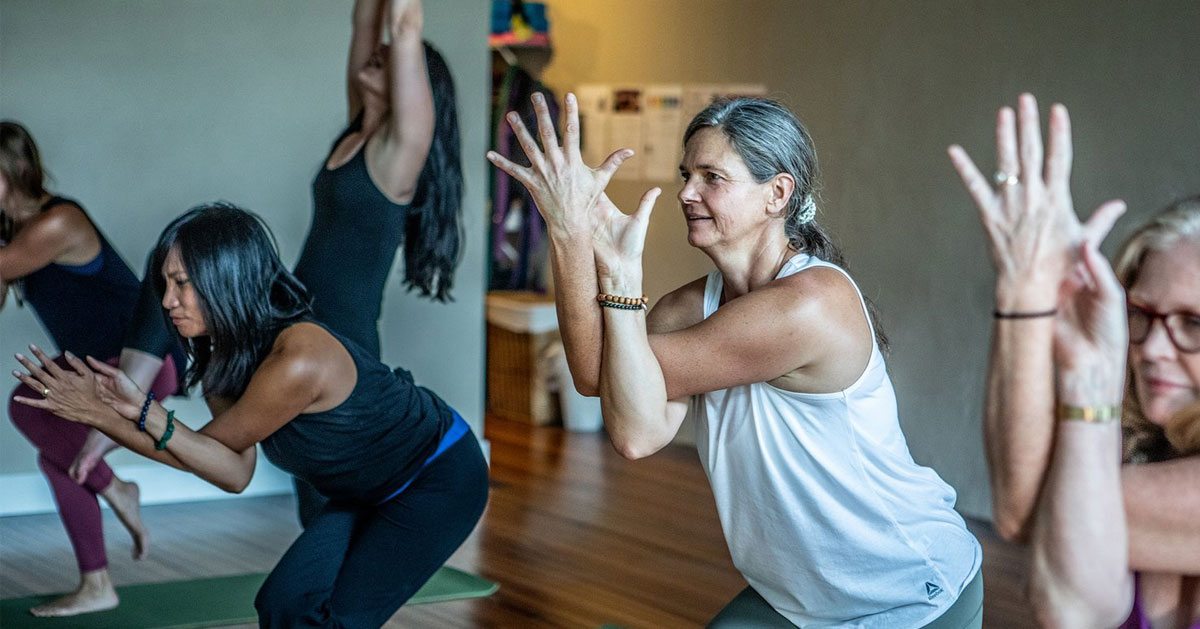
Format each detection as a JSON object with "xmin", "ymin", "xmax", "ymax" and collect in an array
[{"xmin": 256, "ymin": 434, "xmax": 489, "ymax": 628}]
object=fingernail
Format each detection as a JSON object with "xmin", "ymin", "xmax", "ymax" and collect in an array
[
  {"xmin": 507, "ymin": 112, "xmax": 518, "ymax": 122},
  {"xmin": 567, "ymin": 93, "xmax": 576, "ymax": 104},
  {"xmin": 533, "ymin": 93, "xmax": 544, "ymax": 104},
  {"xmin": 15, "ymin": 353, "xmax": 24, "ymax": 360},
  {"xmin": 12, "ymin": 370, "xmax": 19, "ymax": 377}
]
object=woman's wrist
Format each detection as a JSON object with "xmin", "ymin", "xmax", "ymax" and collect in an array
[
  {"xmin": 597, "ymin": 274, "xmax": 642, "ymax": 297},
  {"xmin": 994, "ymin": 278, "xmax": 1058, "ymax": 312},
  {"xmin": 1057, "ymin": 363, "xmax": 1125, "ymax": 408}
]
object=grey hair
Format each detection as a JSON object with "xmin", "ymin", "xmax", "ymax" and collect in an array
[
  {"xmin": 684, "ymin": 98, "xmax": 831, "ymax": 258},
  {"xmin": 683, "ymin": 97, "xmax": 890, "ymax": 352},
  {"xmin": 1115, "ymin": 195, "xmax": 1200, "ymax": 288}
]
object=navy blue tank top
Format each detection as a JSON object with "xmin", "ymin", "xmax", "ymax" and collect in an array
[
  {"xmin": 293, "ymin": 116, "xmax": 409, "ymax": 359},
  {"xmin": 259, "ymin": 323, "xmax": 454, "ymax": 505},
  {"xmin": 22, "ymin": 197, "xmax": 140, "ymax": 360}
]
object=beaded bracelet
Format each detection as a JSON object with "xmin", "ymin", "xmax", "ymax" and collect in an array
[
  {"xmin": 597, "ymin": 293, "xmax": 648, "ymax": 308},
  {"xmin": 599, "ymin": 300, "xmax": 647, "ymax": 311},
  {"xmin": 155, "ymin": 410, "xmax": 176, "ymax": 451},
  {"xmin": 138, "ymin": 391, "xmax": 156, "ymax": 432},
  {"xmin": 1057, "ymin": 404, "xmax": 1120, "ymax": 424},
  {"xmin": 993, "ymin": 308, "xmax": 1057, "ymax": 319}
]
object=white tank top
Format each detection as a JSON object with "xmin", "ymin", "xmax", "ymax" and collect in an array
[{"xmin": 694, "ymin": 253, "xmax": 981, "ymax": 628}]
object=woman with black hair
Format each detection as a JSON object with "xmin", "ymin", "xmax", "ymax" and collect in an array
[
  {"xmin": 294, "ymin": 0, "xmax": 462, "ymax": 350},
  {"xmin": 291, "ymin": 0, "xmax": 464, "ymax": 526},
  {"xmin": 13, "ymin": 203, "xmax": 488, "ymax": 629},
  {"xmin": 1, "ymin": 120, "xmax": 183, "ymax": 617}
]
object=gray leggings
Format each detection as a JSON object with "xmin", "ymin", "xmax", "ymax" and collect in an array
[{"xmin": 707, "ymin": 570, "xmax": 984, "ymax": 628}]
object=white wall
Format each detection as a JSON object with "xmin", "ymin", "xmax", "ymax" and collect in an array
[{"xmin": 0, "ymin": 0, "xmax": 489, "ymax": 513}]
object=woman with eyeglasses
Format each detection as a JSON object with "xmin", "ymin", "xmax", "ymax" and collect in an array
[{"xmin": 951, "ymin": 93, "xmax": 1199, "ymax": 627}]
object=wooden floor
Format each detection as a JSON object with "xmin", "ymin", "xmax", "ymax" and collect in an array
[{"xmin": 0, "ymin": 417, "xmax": 1035, "ymax": 627}]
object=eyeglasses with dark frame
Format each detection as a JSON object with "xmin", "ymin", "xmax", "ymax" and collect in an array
[{"xmin": 1127, "ymin": 301, "xmax": 1200, "ymax": 354}]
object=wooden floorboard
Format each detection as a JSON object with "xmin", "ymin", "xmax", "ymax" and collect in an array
[{"xmin": 0, "ymin": 416, "xmax": 1035, "ymax": 627}]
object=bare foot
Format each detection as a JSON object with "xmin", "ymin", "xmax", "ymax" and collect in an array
[
  {"xmin": 29, "ymin": 569, "xmax": 119, "ymax": 617},
  {"xmin": 101, "ymin": 477, "xmax": 149, "ymax": 560},
  {"xmin": 70, "ymin": 429, "xmax": 121, "ymax": 484}
]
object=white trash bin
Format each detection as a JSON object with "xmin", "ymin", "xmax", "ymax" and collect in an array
[{"xmin": 550, "ymin": 342, "xmax": 604, "ymax": 432}]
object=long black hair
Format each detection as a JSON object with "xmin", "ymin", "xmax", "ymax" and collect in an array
[
  {"xmin": 403, "ymin": 42, "xmax": 463, "ymax": 301},
  {"xmin": 150, "ymin": 202, "xmax": 311, "ymax": 398}
]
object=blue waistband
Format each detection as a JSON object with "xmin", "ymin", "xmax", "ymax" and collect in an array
[{"xmin": 375, "ymin": 409, "xmax": 471, "ymax": 505}]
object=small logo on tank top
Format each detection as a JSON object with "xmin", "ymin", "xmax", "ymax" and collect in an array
[{"xmin": 925, "ymin": 582, "xmax": 943, "ymax": 600}]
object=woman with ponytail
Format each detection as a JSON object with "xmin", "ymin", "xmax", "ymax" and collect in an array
[{"xmin": 489, "ymin": 95, "xmax": 983, "ymax": 627}]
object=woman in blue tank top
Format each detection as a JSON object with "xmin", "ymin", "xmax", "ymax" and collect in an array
[
  {"xmin": 14, "ymin": 203, "xmax": 487, "ymax": 629},
  {"xmin": 291, "ymin": 0, "xmax": 464, "ymax": 527},
  {"xmin": 1, "ymin": 120, "xmax": 182, "ymax": 617}
]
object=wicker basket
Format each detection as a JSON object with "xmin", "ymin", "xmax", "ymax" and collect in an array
[{"xmin": 486, "ymin": 292, "xmax": 560, "ymax": 425}]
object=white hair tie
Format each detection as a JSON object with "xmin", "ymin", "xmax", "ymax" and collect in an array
[{"xmin": 797, "ymin": 195, "xmax": 817, "ymax": 224}]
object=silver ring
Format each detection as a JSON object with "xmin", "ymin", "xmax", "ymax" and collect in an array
[
  {"xmin": 41, "ymin": 388, "xmax": 50, "ymax": 397},
  {"xmin": 994, "ymin": 171, "xmax": 1019, "ymax": 188}
]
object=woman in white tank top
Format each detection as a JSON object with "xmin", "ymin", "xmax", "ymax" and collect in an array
[{"xmin": 489, "ymin": 95, "xmax": 982, "ymax": 628}]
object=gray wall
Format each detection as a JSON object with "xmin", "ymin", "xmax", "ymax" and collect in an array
[
  {"xmin": 0, "ymin": 1, "xmax": 489, "ymax": 486},
  {"xmin": 536, "ymin": 0, "xmax": 1200, "ymax": 519}
]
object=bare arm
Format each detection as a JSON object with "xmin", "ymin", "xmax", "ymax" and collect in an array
[
  {"xmin": 592, "ymin": 188, "xmax": 684, "ymax": 458},
  {"xmin": 0, "ymin": 203, "xmax": 97, "ymax": 282},
  {"xmin": 13, "ymin": 325, "xmax": 344, "ymax": 493},
  {"xmin": 1030, "ymin": 419, "xmax": 1132, "ymax": 627},
  {"xmin": 347, "ymin": 0, "xmax": 386, "ymax": 121},
  {"xmin": 1029, "ymin": 243, "xmax": 1133, "ymax": 628},
  {"xmin": 371, "ymin": 0, "xmax": 433, "ymax": 203},
  {"xmin": 949, "ymin": 95, "xmax": 1124, "ymax": 541},
  {"xmin": 1123, "ymin": 456, "xmax": 1200, "ymax": 572},
  {"xmin": 984, "ymin": 310, "xmax": 1057, "ymax": 541},
  {"xmin": 487, "ymin": 93, "xmax": 634, "ymax": 397}
]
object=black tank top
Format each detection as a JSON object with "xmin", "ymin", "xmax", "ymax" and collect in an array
[
  {"xmin": 293, "ymin": 116, "xmax": 409, "ymax": 359},
  {"xmin": 259, "ymin": 322, "xmax": 454, "ymax": 505},
  {"xmin": 21, "ymin": 197, "xmax": 141, "ymax": 360}
]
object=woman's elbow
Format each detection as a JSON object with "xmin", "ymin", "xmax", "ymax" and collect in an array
[
  {"xmin": 609, "ymin": 431, "xmax": 668, "ymax": 461},
  {"xmin": 573, "ymin": 379, "xmax": 599, "ymax": 398},
  {"xmin": 992, "ymin": 511, "xmax": 1031, "ymax": 544},
  {"xmin": 991, "ymin": 495, "xmax": 1034, "ymax": 543},
  {"xmin": 215, "ymin": 478, "xmax": 250, "ymax": 494}
]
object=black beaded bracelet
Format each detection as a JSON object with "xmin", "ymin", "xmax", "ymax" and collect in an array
[
  {"xmin": 993, "ymin": 308, "xmax": 1057, "ymax": 319},
  {"xmin": 599, "ymin": 300, "xmax": 647, "ymax": 311},
  {"xmin": 138, "ymin": 391, "xmax": 156, "ymax": 432}
]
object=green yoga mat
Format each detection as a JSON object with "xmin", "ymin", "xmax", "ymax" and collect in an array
[{"xmin": 0, "ymin": 566, "xmax": 497, "ymax": 629}]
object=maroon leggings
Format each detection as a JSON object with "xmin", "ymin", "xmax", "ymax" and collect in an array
[{"xmin": 8, "ymin": 354, "xmax": 178, "ymax": 573}]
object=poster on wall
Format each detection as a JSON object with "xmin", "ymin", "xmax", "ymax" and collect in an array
[
  {"xmin": 575, "ymin": 83, "xmax": 769, "ymax": 182},
  {"xmin": 681, "ymin": 83, "xmax": 769, "ymax": 128},
  {"xmin": 641, "ymin": 84, "xmax": 684, "ymax": 182},
  {"xmin": 575, "ymin": 84, "xmax": 611, "ymax": 168},
  {"xmin": 608, "ymin": 86, "xmax": 644, "ymax": 181}
]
